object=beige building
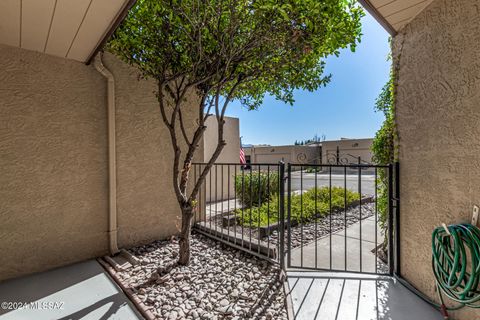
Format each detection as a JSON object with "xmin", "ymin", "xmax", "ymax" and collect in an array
[
  {"xmin": 0, "ymin": 1, "xmax": 201, "ymax": 281},
  {"xmin": 244, "ymin": 138, "xmax": 373, "ymax": 166},
  {"xmin": 203, "ymin": 116, "xmax": 240, "ymax": 164},
  {"xmin": 202, "ymin": 116, "xmax": 240, "ymax": 202},
  {"xmin": 244, "ymin": 144, "xmax": 321, "ymax": 165},
  {"xmin": 321, "ymin": 138, "xmax": 373, "ymax": 164}
]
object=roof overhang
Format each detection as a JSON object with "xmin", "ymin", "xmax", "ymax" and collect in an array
[
  {"xmin": 358, "ymin": 0, "xmax": 434, "ymax": 35},
  {"xmin": 0, "ymin": 0, "xmax": 136, "ymax": 64}
]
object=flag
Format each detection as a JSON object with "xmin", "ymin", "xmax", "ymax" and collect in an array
[{"xmin": 240, "ymin": 147, "xmax": 246, "ymax": 164}]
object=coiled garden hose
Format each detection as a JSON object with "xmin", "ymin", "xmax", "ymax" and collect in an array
[{"xmin": 432, "ymin": 223, "xmax": 480, "ymax": 318}]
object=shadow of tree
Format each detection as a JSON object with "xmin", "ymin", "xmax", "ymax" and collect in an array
[{"xmin": 57, "ymin": 293, "xmax": 128, "ymax": 320}]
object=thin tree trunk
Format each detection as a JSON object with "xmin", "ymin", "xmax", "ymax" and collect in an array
[{"xmin": 178, "ymin": 205, "xmax": 194, "ymax": 265}]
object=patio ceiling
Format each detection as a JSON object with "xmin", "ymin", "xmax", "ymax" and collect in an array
[
  {"xmin": 0, "ymin": 0, "xmax": 135, "ymax": 64},
  {"xmin": 358, "ymin": 0, "xmax": 434, "ymax": 35}
]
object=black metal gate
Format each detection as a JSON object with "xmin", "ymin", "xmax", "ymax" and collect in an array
[
  {"xmin": 285, "ymin": 163, "xmax": 398, "ymax": 275},
  {"xmin": 192, "ymin": 161, "xmax": 399, "ymax": 276}
]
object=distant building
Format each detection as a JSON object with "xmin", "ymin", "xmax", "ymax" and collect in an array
[
  {"xmin": 202, "ymin": 116, "xmax": 240, "ymax": 202},
  {"xmin": 244, "ymin": 138, "xmax": 373, "ymax": 166},
  {"xmin": 203, "ymin": 116, "xmax": 240, "ymax": 164},
  {"xmin": 244, "ymin": 144, "xmax": 321, "ymax": 165},
  {"xmin": 321, "ymin": 138, "xmax": 373, "ymax": 165}
]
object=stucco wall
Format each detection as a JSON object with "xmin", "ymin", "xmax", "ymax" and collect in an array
[
  {"xmin": 393, "ymin": 0, "xmax": 480, "ymax": 318},
  {"xmin": 203, "ymin": 116, "xmax": 240, "ymax": 202},
  {"xmin": 0, "ymin": 45, "xmax": 199, "ymax": 281},
  {"xmin": 244, "ymin": 145, "xmax": 320, "ymax": 165},
  {"xmin": 321, "ymin": 138, "xmax": 373, "ymax": 164},
  {"xmin": 102, "ymin": 53, "xmax": 201, "ymax": 248},
  {"xmin": 203, "ymin": 116, "xmax": 240, "ymax": 164}
]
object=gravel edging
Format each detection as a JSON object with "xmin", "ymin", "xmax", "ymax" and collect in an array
[
  {"xmin": 98, "ymin": 258, "xmax": 156, "ymax": 320},
  {"xmin": 113, "ymin": 233, "xmax": 288, "ymax": 320}
]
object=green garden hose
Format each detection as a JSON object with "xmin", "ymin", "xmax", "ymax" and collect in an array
[{"xmin": 432, "ymin": 223, "xmax": 480, "ymax": 318}]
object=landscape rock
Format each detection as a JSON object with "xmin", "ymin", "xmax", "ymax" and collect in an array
[{"xmin": 118, "ymin": 233, "xmax": 288, "ymax": 319}]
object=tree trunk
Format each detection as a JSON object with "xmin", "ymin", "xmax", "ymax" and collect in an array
[{"xmin": 178, "ymin": 206, "xmax": 194, "ymax": 265}]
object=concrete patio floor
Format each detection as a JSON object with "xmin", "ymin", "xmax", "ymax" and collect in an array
[
  {"xmin": 286, "ymin": 216, "xmax": 442, "ymax": 320},
  {"xmin": 286, "ymin": 271, "xmax": 443, "ymax": 320},
  {"xmin": 0, "ymin": 260, "xmax": 143, "ymax": 320}
]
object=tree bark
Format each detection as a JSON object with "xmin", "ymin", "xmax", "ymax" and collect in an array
[{"xmin": 178, "ymin": 205, "xmax": 194, "ymax": 265}]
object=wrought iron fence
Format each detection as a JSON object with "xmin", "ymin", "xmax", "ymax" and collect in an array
[
  {"xmin": 192, "ymin": 162, "xmax": 286, "ymax": 267},
  {"xmin": 192, "ymin": 162, "xmax": 398, "ymax": 276}
]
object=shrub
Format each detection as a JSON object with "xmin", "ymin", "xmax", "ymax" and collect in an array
[
  {"xmin": 372, "ymin": 66, "xmax": 395, "ymax": 237},
  {"xmin": 304, "ymin": 166, "xmax": 322, "ymax": 173},
  {"xmin": 236, "ymin": 187, "xmax": 360, "ymax": 227},
  {"xmin": 234, "ymin": 170, "xmax": 279, "ymax": 207}
]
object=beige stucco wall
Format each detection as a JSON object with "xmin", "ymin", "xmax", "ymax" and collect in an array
[
  {"xmin": 203, "ymin": 116, "xmax": 240, "ymax": 202},
  {"xmin": 393, "ymin": 0, "xmax": 480, "ymax": 318},
  {"xmin": 245, "ymin": 145, "xmax": 321, "ymax": 165},
  {"xmin": 321, "ymin": 138, "xmax": 373, "ymax": 164},
  {"xmin": 0, "ymin": 45, "xmax": 200, "ymax": 281},
  {"xmin": 203, "ymin": 116, "xmax": 240, "ymax": 164}
]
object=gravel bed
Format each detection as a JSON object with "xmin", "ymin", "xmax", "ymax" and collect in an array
[
  {"xmin": 116, "ymin": 233, "xmax": 288, "ymax": 320},
  {"xmin": 207, "ymin": 202, "xmax": 377, "ymax": 249},
  {"xmin": 270, "ymin": 202, "xmax": 377, "ymax": 249}
]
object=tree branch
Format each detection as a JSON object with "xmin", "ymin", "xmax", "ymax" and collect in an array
[
  {"xmin": 178, "ymin": 107, "xmax": 191, "ymax": 146},
  {"xmin": 158, "ymin": 83, "xmax": 186, "ymax": 204}
]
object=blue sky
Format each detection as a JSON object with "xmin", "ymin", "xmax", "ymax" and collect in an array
[{"xmin": 225, "ymin": 12, "xmax": 391, "ymax": 146}]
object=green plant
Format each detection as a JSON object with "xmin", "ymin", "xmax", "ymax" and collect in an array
[
  {"xmin": 305, "ymin": 167, "xmax": 322, "ymax": 173},
  {"xmin": 236, "ymin": 187, "xmax": 360, "ymax": 227},
  {"xmin": 235, "ymin": 171, "xmax": 279, "ymax": 207},
  {"xmin": 371, "ymin": 54, "xmax": 395, "ymax": 236},
  {"xmin": 108, "ymin": 0, "xmax": 363, "ymax": 265}
]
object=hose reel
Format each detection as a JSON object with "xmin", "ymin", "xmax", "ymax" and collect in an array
[{"xmin": 432, "ymin": 223, "xmax": 480, "ymax": 316}]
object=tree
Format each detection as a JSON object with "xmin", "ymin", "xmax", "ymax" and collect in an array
[
  {"xmin": 295, "ymin": 133, "xmax": 325, "ymax": 145},
  {"xmin": 108, "ymin": 0, "xmax": 363, "ymax": 266}
]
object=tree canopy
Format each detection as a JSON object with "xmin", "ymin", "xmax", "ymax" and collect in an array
[
  {"xmin": 109, "ymin": 0, "xmax": 364, "ymax": 110},
  {"xmin": 107, "ymin": 0, "xmax": 364, "ymax": 265}
]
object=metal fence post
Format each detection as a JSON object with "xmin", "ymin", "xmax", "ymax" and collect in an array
[
  {"xmin": 287, "ymin": 163, "xmax": 292, "ymax": 268},
  {"xmin": 388, "ymin": 163, "xmax": 394, "ymax": 275},
  {"xmin": 394, "ymin": 161, "xmax": 401, "ymax": 276},
  {"xmin": 279, "ymin": 161, "xmax": 286, "ymax": 271}
]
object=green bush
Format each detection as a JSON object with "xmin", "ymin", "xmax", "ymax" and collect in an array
[
  {"xmin": 372, "ymin": 68, "xmax": 395, "ymax": 234},
  {"xmin": 234, "ymin": 171, "xmax": 279, "ymax": 207},
  {"xmin": 371, "ymin": 55, "xmax": 396, "ymax": 251},
  {"xmin": 304, "ymin": 166, "xmax": 321, "ymax": 173},
  {"xmin": 235, "ymin": 187, "xmax": 360, "ymax": 227}
]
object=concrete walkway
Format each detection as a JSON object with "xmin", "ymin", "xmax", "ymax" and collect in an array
[
  {"xmin": 205, "ymin": 199, "xmax": 241, "ymax": 216},
  {"xmin": 0, "ymin": 260, "xmax": 143, "ymax": 320},
  {"xmin": 290, "ymin": 216, "xmax": 384, "ymax": 273}
]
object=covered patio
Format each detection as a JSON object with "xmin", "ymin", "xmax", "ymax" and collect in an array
[{"xmin": 1, "ymin": 0, "xmax": 479, "ymax": 319}]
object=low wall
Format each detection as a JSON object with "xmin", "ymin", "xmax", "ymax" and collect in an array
[
  {"xmin": 321, "ymin": 139, "xmax": 373, "ymax": 164},
  {"xmin": 245, "ymin": 145, "xmax": 321, "ymax": 165}
]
